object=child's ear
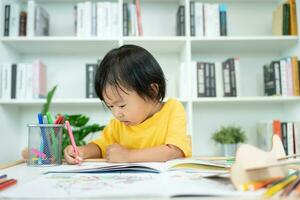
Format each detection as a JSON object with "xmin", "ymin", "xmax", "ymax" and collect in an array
[{"xmin": 149, "ymin": 83, "xmax": 159, "ymax": 97}]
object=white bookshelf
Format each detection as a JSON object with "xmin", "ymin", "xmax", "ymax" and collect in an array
[{"xmin": 1, "ymin": 0, "xmax": 300, "ymax": 162}]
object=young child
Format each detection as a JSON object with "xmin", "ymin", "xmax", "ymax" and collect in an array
[{"xmin": 64, "ymin": 45, "xmax": 191, "ymax": 164}]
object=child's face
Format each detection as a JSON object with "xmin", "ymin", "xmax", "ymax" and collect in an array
[{"xmin": 103, "ymin": 85, "xmax": 158, "ymax": 126}]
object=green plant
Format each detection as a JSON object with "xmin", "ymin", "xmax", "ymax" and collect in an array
[
  {"xmin": 211, "ymin": 125, "xmax": 246, "ymax": 144},
  {"xmin": 41, "ymin": 85, "xmax": 57, "ymax": 115},
  {"xmin": 61, "ymin": 114, "xmax": 105, "ymax": 152},
  {"xmin": 41, "ymin": 86, "xmax": 105, "ymax": 156}
]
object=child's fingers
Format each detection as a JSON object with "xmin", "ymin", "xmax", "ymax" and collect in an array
[
  {"xmin": 64, "ymin": 151, "xmax": 78, "ymax": 164},
  {"xmin": 64, "ymin": 145, "xmax": 78, "ymax": 164}
]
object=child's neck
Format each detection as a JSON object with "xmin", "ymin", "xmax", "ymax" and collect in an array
[{"xmin": 147, "ymin": 101, "xmax": 163, "ymax": 119}]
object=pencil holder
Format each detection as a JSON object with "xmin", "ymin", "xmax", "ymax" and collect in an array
[{"xmin": 27, "ymin": 124, "xmax": 63, "ymax": 166}]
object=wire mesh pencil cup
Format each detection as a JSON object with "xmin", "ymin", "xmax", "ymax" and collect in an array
[{"xmin": 27, "ymin": 124, "xmax": 63, "ymax": 166}]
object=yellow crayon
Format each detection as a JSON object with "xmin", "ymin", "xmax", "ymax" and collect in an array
[{"xmin": 263, "ymin": 175, "xmax": 298, "ymax": 198}]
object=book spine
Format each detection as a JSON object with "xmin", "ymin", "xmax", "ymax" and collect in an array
[
  {"xmin": 19, "ymin": 11, "xmax": 27, "ymax": 36},
  {"xmin": 279, "ymin": 59, "xmax": 288, "ymax": 96},
  {"xmin": 291, "ymin": 56, "xmax": 299, "ymax": 96},
  {"xmin": 287, "ymin": 122, "xmax": 294, "ymax": 155},
  {"xmin": 176, "ymin": 6, "xmax": 180, "ymax": 36},
  {"xmin": 11, "ymin": 64, "xmax": 17, "ymax": 99},
  {"xmin": 219, "ymin": 4, "xmax": 227, "ymax": 36},
  {"xmin": 27, "ymin": 0, "xmax": 35, "ymax": 37},
  {"xmin": 196, "ymin": 62, "xmax": 205, "ymax": 97},
  {"xmin": 3, "ymin": 63, "xmax": 12, "ymax": 99},
  {"xmin": 273, "ymin": 61, "xmax": 282, "ymax": 95},
  {"xmin": 9, "ymin": 3, "xmax": 20, "ymax": 37},
  {"xmin": 222, "ymin": 60, "xmax": 231, "ymax": 97},
  {"xmin": 190, "ymin": 1, "xmax": 195, "ymax": 36},
  {"xmin": 215, "ymin": 62, "xmax": 223, "ymax": 97},
  {"xmin": 281, "ymin": 122, "xmax": 288, "ymax": 155},
  {"xmin": 289, "ymin": 0, "xmax": 298, "ymax": 35},
  {"xmin": 283, "ymin": 3, "xmax": 290, "ymax": 35},
  {"xmin": 123, "ymin": 3, "xmax": 128, "ymax": 36},
  {"xmin": 4, "ymin": 5, "xmax": 10, "ymax": 36},
  {"xmin": 86, "ymin": 64, "xmax": 98, "ymax": 98},
  {"xmin": 210, "ymin": 63, "xmax": 216, "ymax": 97},
  {"xmin": 205, "ymin": 63, "xmax": 210, "ymax": 96},
  {"xmin": 294, "ymin": 122, "xmax": 300, "ymax": 154},
  {"xmin": 195, "ymin": 2, "xmax": 204, "ymax": 37},
  {"xmin": 180, "ymin": 5, "xmax": 185, "ymax": 36},
  {"xmin": 229, "ymin": 58, "xmax": 236, "ymax": 97},
  {"xmin": 135, "ymin": 0, "xmax": 143, "ymax": 36}
]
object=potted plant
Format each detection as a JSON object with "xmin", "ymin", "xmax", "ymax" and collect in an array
[{"xmin": 211, "ymin": 125, "xmax": 246, "ymax": 157}]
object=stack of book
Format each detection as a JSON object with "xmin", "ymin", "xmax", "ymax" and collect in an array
[
  {"xmin": 123, "ymin": 0, "xmax": 143, "ymax": 36},
  {"xmin": 257, "ymin": 120, "xmax": 300, "ymax": 156},
  {"xmin": 272, "ymin": 0, "xmax": 298, "ymax": 36},
  {"xmin": 263, "ymin": 56, "xmax": 299, "ymax": 96},
  {"xmin": 190, "ymin": 2, "xmax": 227, "ymax": 37},
  {"xmin": 0, "ymin": 60, "xmax": 47, "ymax": 100},
  {"xmin": 181, "ymin": 58, "xmax": 240, "ymax": 98},
  {"xmin": 74, "ymin": 1, "xmax": 119, "ymax": 37}
]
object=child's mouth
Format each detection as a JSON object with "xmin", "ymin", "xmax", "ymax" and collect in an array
[{"xmin": 123, "ymin": 121, "xmax": 130, "ymax": 126}]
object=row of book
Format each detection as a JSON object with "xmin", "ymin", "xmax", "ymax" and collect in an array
[
  {"xmin": 263, "ymin": 56, "xmax": 300, "ymax": 96},
  {"xmin": 123, "ymin": 1, "xmax": 143, "ymax": 36},
  {"xmin": 272, "ymin": 0, "xmax": 298, "ymax": 36},
  {"xmin": 3, "ymin": 1, "xmax": 49, "ymax": 37},
  {"xmin": 257, "ymin": 120, "xmax": 300, "ymax": 155},
  {"xmin": 180, "ymin": 58, "xmax": 240, "ymax": 98},
  {"xmin": 190, "ymin": 2, "xmax": 227, "ymax": 37},
  {"xmin": 75, "ymin": 1, "xmax": 118, "ymax": 37},
  {"xmin": 0, "ymin": 60, "xmax": 46, "ymax": 100}
]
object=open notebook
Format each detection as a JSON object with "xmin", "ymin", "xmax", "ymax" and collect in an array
[{"xmin": 46, "ymin": 158, "xmax": 230, "ymax": 174}]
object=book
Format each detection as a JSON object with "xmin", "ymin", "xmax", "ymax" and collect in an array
[
  {"xmin": 19, "ymin": 11, "xmax": 27, "ymax": 36},
  {"xmin": 1, "ymin": 167, "xmax": 260, "ymax": 199},
  {"xmin": 219, "ymin": 4, "xmax": 227, "ymax": 36},
  {"xmin": 46, "ymin": 158, "xmax": 230, "ymax": 174},
  {"xmin": 86, "ymin": 63, "xmax": 99, "ymax": 98}
]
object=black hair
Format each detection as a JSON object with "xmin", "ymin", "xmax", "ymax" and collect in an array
[{"xmin": 94, "ymin": 44, "xmax": 166, "ymax": 102}]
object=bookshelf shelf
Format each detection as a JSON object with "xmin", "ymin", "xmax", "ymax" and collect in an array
[
  {"xmin": 1, "ymin": 37, "xmax": 120, "ymax": 53},
  {"xmin": 191, "ymin": 36, "xmax": 299, "ymax": 53},
  {"xmin": 191, "ymin": 96, "xmax": 300, "ymax": 103},
  {"xmin": 0, "ymin": 98, "xmax": 189, "ymax": 106}
]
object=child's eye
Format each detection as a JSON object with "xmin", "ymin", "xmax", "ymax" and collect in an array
[{"xmin": 119, "ymin": 105, "xmax": 126, "ymax": 108}]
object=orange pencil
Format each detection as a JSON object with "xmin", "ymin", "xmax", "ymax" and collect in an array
[{"xmin": 249, "ymin": 177, "xmax": 282, "ymax": 191}]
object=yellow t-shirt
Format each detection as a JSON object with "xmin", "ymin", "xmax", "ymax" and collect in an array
[{"xmin": 92, "ymin": 98, "xmax": 192, "ymax": 157}]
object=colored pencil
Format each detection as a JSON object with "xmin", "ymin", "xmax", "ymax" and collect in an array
[
  {"xmin": 280, "ymin": 175, "xmax": 300, "ymax": 197},
  {"xmin": 263, "ymin": 175, "xmax": 298, "ymax": 198},
  {"xmin": 0, "ymin": 179, "xmax": 17, "ymax": 190},
  {"xmin": 248, "ymin": 177, "xmax": 282, "ymax": 191}
]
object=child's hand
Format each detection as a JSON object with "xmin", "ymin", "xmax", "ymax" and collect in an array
[
  {"xmin": 64, "ymin": 145, "xmax": 83, "ymax": 164},
  {"xmin": 21, "ymin": 147, "xmax": 29, "ymax": 160},
  {"xmin": 106, "ymin": 144, "xmax": 130, "ymax": 163}
]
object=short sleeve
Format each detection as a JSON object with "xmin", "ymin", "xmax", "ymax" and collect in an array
[
  {"xmin": 91, "ymin": 120, "xmax": 117, "ymax": 157},
  {"xmin": 165, "ymin": 101, "xmax": 192, "ymax": 157}
]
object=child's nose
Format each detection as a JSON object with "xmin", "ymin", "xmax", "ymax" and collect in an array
[{"xmin": 114, "ymin": 109, "xmax": 124, "ymax": 119}]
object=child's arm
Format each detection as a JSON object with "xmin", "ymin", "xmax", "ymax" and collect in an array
[
  {"xmin": 64, "ymin": 143, "xmax": 102, "ymax": 164},
  {"xmin": 106, "ymin": 143, "xmax": 184, "ymax": 163}
]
